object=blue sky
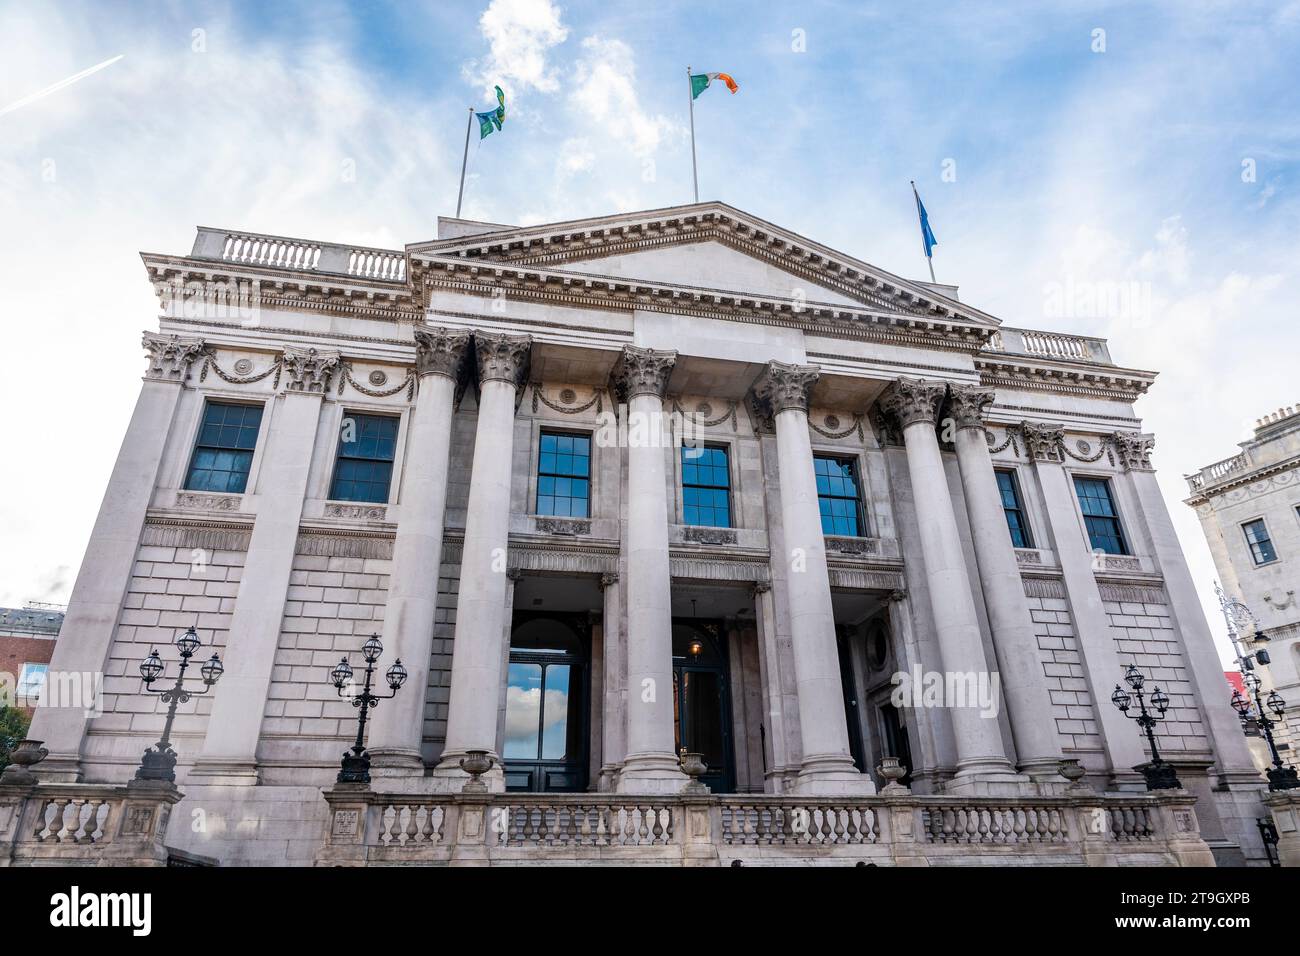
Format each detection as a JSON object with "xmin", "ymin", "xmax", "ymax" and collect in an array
[{"xmin": 2, "ymin": 0, "xmax": 1298, "ymax": 660}]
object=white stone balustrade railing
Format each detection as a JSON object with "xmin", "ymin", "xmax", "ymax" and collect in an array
[
  {"xmin": 988, "ymin": 327, "xmax": 1113, "ymax": 365},
  {"xmin": 315, "ymin": 787, "xmax": 1217, "ymax": 867},
  {"xmin": 0, "ymin": 780, "xmax": 182, "ymax": 867},
  {"xmin": 1186, "ymin": 452, "xmax": 1251, "ymax": 493},
  {"xmin": 190, "ymin": 227, "xmax": 408, "ymax": 282}
]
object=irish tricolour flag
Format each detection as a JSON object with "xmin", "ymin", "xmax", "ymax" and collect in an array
[{"xmin": 690, "ymin": 72, "xmax": 739, "ymax": 99}]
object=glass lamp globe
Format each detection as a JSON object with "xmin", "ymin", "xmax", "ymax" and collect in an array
[
  {"xmin": 176, "ymin": 626, "xmax": 201, "ymax": 658},
  {"xmin": 362, "ymin": 634, "xmax": 383, "ymax": 664},
  {"xmin": 201, "ymin": 653, "xmax": 224, "ymax": 685},
  {"xmin": 331, "ymin": 657, "xmax": 354, "ymax": 689},
  {"xmin": 386, "ymin": 659, "xmax": 408, "ymax": 690},
  {"xmin": 139, "ymin": 649, "xmax": 165, "ymax": 684}
]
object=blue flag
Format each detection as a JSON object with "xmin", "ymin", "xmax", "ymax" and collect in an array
[{"xmin": 915, "ymin": 188, "xmax": 938, "ymax": 258}]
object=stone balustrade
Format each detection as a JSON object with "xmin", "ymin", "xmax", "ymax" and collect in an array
[
  {"xmin": 987, "ymin": 327, "xmax": 1113, "ymax": 365},
  {"xmin": 190, "ymin": 227, "xmax": 407, "ymax": 282},
  {"xmin": 1185, "ymin": 452, "xmax": 1251, "ymax": 492},
  {"xmin": 315, "ymin": 785, "xmax": 1217, "ymax": 867},
  {"xmin": 0, "ymin": 779, "xmax": 182, "ymax": 867}
]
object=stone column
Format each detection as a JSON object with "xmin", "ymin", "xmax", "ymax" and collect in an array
[
  {"xmin": 879, "ymin": 378, "xmax": 1022, "ymax": 794},
  {"xmin": 435, "ymin": 331, "xmax": 531, "ymax": 787},
  {"xmin": 367, "ymin": 327, "xmax": 471, "ymax": 782},
  {"xmin": 753, "ymin": 361, "xmax": 870, "ymax": 794},
  {"xmin": 195, "ymin": 346, "xmax": 340, "ymax": 783},
  {"xmin": 598, "ymin": 572, "xmax": 626, "ymax": 790},
  {"xmin": 30, "ymin": 334, "xmax": 206, "ymax": 781},
  {"xmin": 1021, "ymin": 422, "xmax": 1146, "ymax": 787},
  {"xmin": 612, "ymin": 346, "xmax": 687, "ymax": 793},
  {"xmin": 751, "ymin": 580, "xmax": 793, "ymax": 792},
  {"xmin": 1114, "ymin": 433, "xmax": 1262, "ymax": 783},
  {"xmin": 948, "ymin": 385, "xmax": 1064, "ymax": 784}
]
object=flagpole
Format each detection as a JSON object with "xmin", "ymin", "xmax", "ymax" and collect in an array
[
  {"xmin": 687, "ymin": 66, "xmax": 699, "ymax": 203},
  {"xmin": 911, "ymin": 180, "xmax": 936, "ymax": 283},
  {"xmin": 455, "ymin": 107, "xmax": 473, "ymax": 218}
]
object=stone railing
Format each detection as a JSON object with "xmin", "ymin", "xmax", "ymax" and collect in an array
[
  {"xmin": 190, "ymin": 227, "xmax": 408, "ymax": 282},
  {"xmin": 1186, "ymin": 452, "xmax": 1251, "ymax": 493},
  {"xmin": 0, "ymin": 779, "xmax": 182, "ymax": 867},
  {"xmin": 989, "ymin": 327, "xmax": 1113, "ymax": 365},
  {"xmin": 316, "ymin": 786, "xmax": 1216, "ymax": 867}
]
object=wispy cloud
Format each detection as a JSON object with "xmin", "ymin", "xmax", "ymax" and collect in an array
[{"xmin": 466, "ymin": 0, "xmax": 569, "ymax": 96}]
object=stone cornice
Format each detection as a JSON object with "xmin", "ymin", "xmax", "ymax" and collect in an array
[
  {"xmin": 1184, "ymin": 453, "xmax": 1300, "ymax": 506},
  {"xmin": 977, "ymin": 353, "xmax": 1154, "ymax": 402}
]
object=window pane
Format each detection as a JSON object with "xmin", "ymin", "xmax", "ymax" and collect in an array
[
  {"xmin": 186, "ymin": 403, "xmax": 263, "ymax": 492},
  {"xmin": 537, "ymin": 431, "xmax": 592, "ymax": 518},
  {"xmin": 540, "ymin": 664, "xmax": 573, "ymax": 760},
  {"xmin": 814, "ymin": 455, "xmax": 863, "ymax": 537},
  {"xmin": 682, "ymin": 445, "xmax": 731, "ymax": 527},
  {"xmin": 1243, "ymin": 520, "xmax": 1276, "ymax": 564},
  {"xmin": 504, "ymin": 662, "xmax": 544, "ymax": 759},
  {"xmin": 330, "ymin": 414, "xmax": 398, "ymax": 502}
]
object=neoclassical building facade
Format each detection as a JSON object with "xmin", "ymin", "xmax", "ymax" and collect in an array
[{"xmin": 29, "ymin": 203, "xmax": 1268, "ymax": 864}]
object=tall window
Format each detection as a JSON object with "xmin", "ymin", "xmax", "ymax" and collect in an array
[
  {"xmin": 996, "ymin": 469, "xmax": 1033, "ymax": 548},
  {"xmin": 17, "ymin": 662, "xmax": 47, "ymax": 704},
  {"xmin": 681, "ymin": 445, "xmax": 731, "ymax": 528},
  {"xmin": 1243, "ymin": 519, "xmax": 1277, "ymax": 565},
  {"xmin": 329, "ymin": 413, "xmax": 398, "ymax": 503},
  {"xmin": 815, "ymin": 455, "xmax": 864, "ymax": 536},
  {"xmin": 537, "ymin": 431, "xmax": 591, "ymax": 518},
  {"xmin": 1073, "ymin": 476, "xmax": 1128, "ymax": 555},
  {"xmin": 185, "ymin": 401, "xmax": 263, "ymax": 493}
]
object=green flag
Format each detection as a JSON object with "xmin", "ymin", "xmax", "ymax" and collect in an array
[{"xmin": 476, "ymin": 85, "xmax": 507, "ymax": 139}]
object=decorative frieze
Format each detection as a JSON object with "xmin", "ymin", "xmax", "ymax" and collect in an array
[
  {"xmin": 282, "ymin": 346, "xmax": 341, "ymax": 393},
  {"xmin": 535, "ymin": 517, "xmax": 592, "ymax": 536},
  {"xmin": 879, "ymin": 378, "xmax": 946, "ymax": 429},
  {"xmin": 141, "ymin": 519, "xmax": 252, "ymax": 552},
  {"xmin": 296, "ymin": 531, "xmax": 395, "ymax": 560},
  {"xmin": 1112, "ymin": 431, "xmax": 1156, "ymax": 472},
  {"xmin": 825, "ymin": 535, "xmax": 880, "ymax": 555},
  {"xmin": 143, "ymin": 333, "xmax": 206, "ymax": 381},
  {"xmin": 1096, "ymin": 554, "xmax": 1142, "ymax": 572},
  {"xmin": 827, "ymin": 568, "xmax": 907, "ymax": 591},
  {"xmin": 175, "ymin": 491, "xmax": 242, "ymax": 512},
  {"xmin": 1022, "ymin": 577, "xmax": 1066, "ymax": 600},
  {"xmin": 946, "ymin": 384, "xmax": 995, "ymax": 430},
  {"xmin": 474, "ymin": 330, "xmax": 532, "ymax": 389},
  {"xmin": 1097, "ymin": 582, "xmax": 1168, "ymax": 605},
  {"xmin": 611, "ymin": 345, "xmax": 677, "ymax": 401},
  {"xmin": 750, "ymin": 360, "xmax": 821, "ymax": 416},
  {"xmin": 683, "ymin": 526, "xmax": 738, "ymax": 546},
  {"xmin": 1014, "ymin": 548, "xmax": 1044, "ymax": 566},
  {"xmin": 413, "ymin": 326, "xmax": 472, "ymax": 380},
  {"xmin": 324, "ymin": 503, "xmax": 388, "ymax": 521},
  {"xmin": 1019, "ymin": 421, "xmax": 1066, "ymax": 462}
]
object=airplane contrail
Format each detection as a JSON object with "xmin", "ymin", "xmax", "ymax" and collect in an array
[{"xmin": 0, "ymin": 54, "xmax": 125, "ymax": 118}]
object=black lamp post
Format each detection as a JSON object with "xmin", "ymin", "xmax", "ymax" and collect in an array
[
  {"xmin": 1111, "ymin": 663, "xmax": 1181, "ymax": 791},
  {"xmin": 331, "ymin": 633, "xmax": 407, "ymax": 784},
  {"xmin": 136, "ymin": 625, "xmax": 224, "ymax": 782},
  {"xmin": 1231, "ymin": 671, "xmax": 1299, "ymax": 791}
]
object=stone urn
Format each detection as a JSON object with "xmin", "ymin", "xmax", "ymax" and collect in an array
[
  {"xmin": 877, "ymin": 755, "xmax": 909, "ymax": 793},
  {"xmin": 1058, "ymin": 758, "xmax": 1089, "ymax": 791},
  {"xmin": 459, "ymin": 750, "xmax": 496, "ymax": 793},
  {"xmin": 679, "ymin": 748, "xmax": 710, "ymax": 794},
  {"xmin": 1, "ymin": 739, "xmax": 48, "ymax": 785}
]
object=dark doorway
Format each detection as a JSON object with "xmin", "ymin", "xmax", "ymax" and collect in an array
[
  {"xmin": 880, "ymin": 702, "xmax": 914, "ymax": 788},
  {"xmin": 672, "ymin": 620, "xmax": 735, "ymax": 793},
  {"xmin": 837, "ymin": 627, "xmax": 867, "ymax": 772},
  {"xmin": 503, "ymin": 613, "xmax": 590, "ymax": 792}
]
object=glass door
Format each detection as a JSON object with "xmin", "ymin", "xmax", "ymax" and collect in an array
[
  {"xmin": 503, "ymin": 615, "xmax": 588, "ymax": 792},
  {"xmin": 671, "ymin": 621, "xmax": 735, "ymax": 793}
]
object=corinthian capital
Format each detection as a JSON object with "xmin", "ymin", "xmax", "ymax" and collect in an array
[
  {"xmin": 947, "ymin": 384, "xmax": 995, "ymax": 430},
  {"xmin": 474, "ymin": 330, "xmax": 532, "ymax": 390},
  {"xmin": 879, "ymin": 378, "xmax": 946, "ymax": 429},
  {"xmin": 751, "ymin": 360, "xmax": 821, "ymax": 416},
  {"xmin": 282, "ymin": 346, "xmax": 341, "ymax": 393},
  {"xmin": 413, "ymin": 326, "xmax": 472, "ymax": 380},
  {"xmin": 142, "ymin": 333, "xmax": 206, "ymax": 381},
  {"xmin": 1112, "ymin": 431, "xmax": 1156, "ymax": 471},
  {"xmin": 1020, "ymin": 421, "xmax": 1065, "ymax": 462},
  {"xmin": 611, "ymin": 345, "xmax": 677, "ymax": 402}
]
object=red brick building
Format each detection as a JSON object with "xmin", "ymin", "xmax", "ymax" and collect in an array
[{"xmin": 1, "ymin": 604, "xmax": 63, "ymax": 711}]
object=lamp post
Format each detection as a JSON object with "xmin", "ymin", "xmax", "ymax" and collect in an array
[
  {"xmin": 1231, "ymin": 671, "xmax": 1299, "ymax": 791},
  {"xmin": 136, "ymin": 625, "xmax": 224, "ymax": 782},
  {"xmin": 1217, "ymin": 583, "xmax": 1298, "ymax": 790},
  {"xmin": 1110, "ymin": 663, "xmax": 1181, "ymax": 791},
  {"xmin": 330, "ymin": 633, "xmax": 407, "ymax": 784}
]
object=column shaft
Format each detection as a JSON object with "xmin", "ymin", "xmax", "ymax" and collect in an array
[{"xmin": 31, "ymin": 335, "xmax": 204, "ymax": 780}]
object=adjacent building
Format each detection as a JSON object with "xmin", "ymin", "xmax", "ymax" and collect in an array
[
  {"xmin": 29, "ymin": 203, "xmax": 1268, "ymax": 864},
  {"xmin": 0, "ymin": 603, "xmax": 64, "ymax": 712},
  {"xmin": 1187, "ymin": 404, "xmax": 1300, "ymax": 762}
]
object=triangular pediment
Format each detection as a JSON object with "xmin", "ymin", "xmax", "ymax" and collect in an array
[{"xmin": 409, "ymin": 202, "xmax": 1001, "ymax": 328}]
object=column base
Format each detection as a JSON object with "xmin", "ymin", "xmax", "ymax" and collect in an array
[
  {"xmin": 188, "ymin": 758, "xmax": 260, "ymax": 786},
  {"xmin": 793, "ymin": 755, "xmax": 876, "ymax": 795},
  {"xmin": 943, "ymin": 758, "xmax": 1032, "ymax": 797},
  {"xmin": 615, "ymin": 752, "xmax": 688, "ymax": 794},
  {"xmin": 367, "ymin": 748, "xmax": 431, "ymax": 793},
  {"xmin": 1107, "ymin": 768, "xmax": 1149, "ymax": 793},
  {"xmin": 28, "ymin": 752, "xmax": 82, "ymax": 784}
]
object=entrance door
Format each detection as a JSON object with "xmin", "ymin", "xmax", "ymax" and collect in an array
[
  {"xmin": 672, "ymin": 621, "xmax": 735, "ymax": 793},
  {"xmin": 503, "ymin": 614, "xmax": 589, "ymax": 792}
]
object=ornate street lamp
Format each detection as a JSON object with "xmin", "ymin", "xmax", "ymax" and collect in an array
[
  {"xmin": 135, "ymin": 626, "xmax": 224, "ymax": 782},
  {"xmin": 1217, "ymin": 584, "xmax": 1298, "ymax": 791},
  {"xmin": 331, "ymin": 632, "xmax": 407, "ymax": 784},
  {"xmin": 1231, "ymin": 671, "xmax": 1299, "ymax": 791},
  {"xmin": 1111, "ymin": 663, "xmax": 1181, "ymax": 790}
]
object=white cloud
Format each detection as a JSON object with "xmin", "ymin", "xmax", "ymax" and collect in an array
[
  {"xmin": 569, "ymin": 35, "xmax": 680, "ymax": 158},
  {"xmin": 468, "ymin": 0, "xmax": 569, "ymax": 96}
]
